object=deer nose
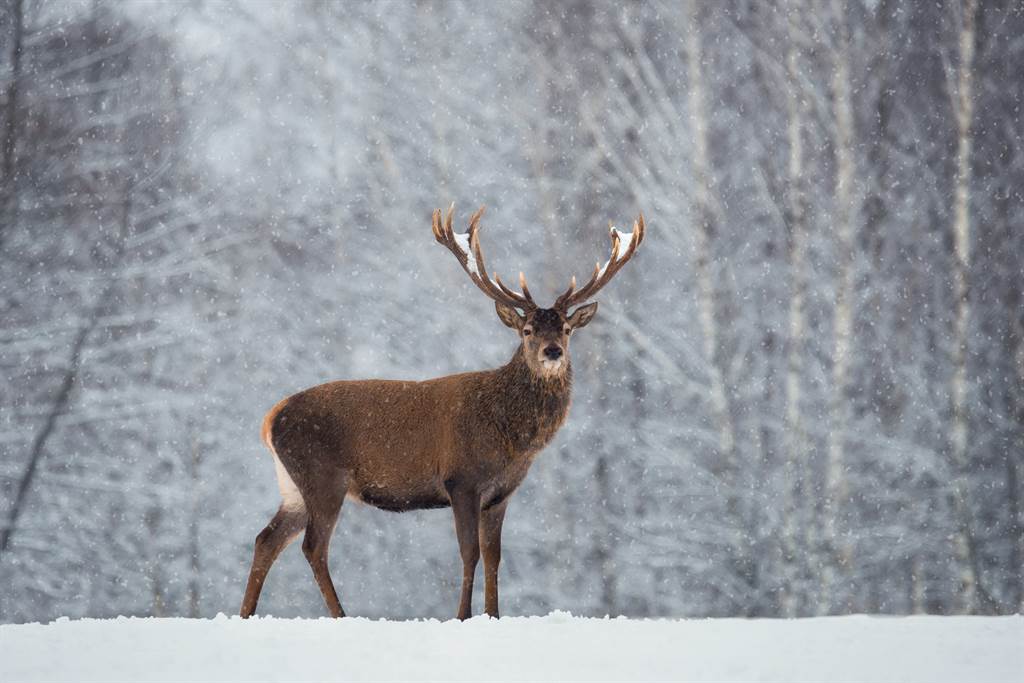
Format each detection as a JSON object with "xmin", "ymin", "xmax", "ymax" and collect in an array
[{"xmin": 543, "ymin": 344, "xmax": 563, "ymax": 360}]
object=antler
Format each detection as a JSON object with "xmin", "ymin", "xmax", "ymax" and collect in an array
[
  {"xmin": 554, "ymin": 213, "xmax": 646, "ymax": 311},
  {"xmin": 432, "ymin": 204, "xmax": 537, "ymax": 311}
]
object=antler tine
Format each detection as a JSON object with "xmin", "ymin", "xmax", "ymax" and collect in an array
[
  {"xmin": 433, "ymin": 203, "xmax": 468, "ymax": 269},
  {"xmin": 518, "ymin": 271, "xmax": 536, "ymax": 306},
  {"xmin": 493, "ymin": 270, "xmax": 537, "ymax": 308},
  {"xmin": 470, "ymin": 224, "xmax": 536, "ymax": 310},
  {"xmin": 445, "ymin": 202, "xmax": 456, "ymax": 240},
  {"xmin": 553, "ymin": 276, "xmax": 576, "ymax": 307},
  {"xmin": 433, "ymin": 204, "xmax": 536, "ymax": 311},
  {"xmin": 554, "ymin": 213, "xmax": 646, "ymax": 310}
]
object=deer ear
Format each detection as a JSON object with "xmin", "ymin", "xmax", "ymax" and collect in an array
[
  {"xmin": 495, "ymin": 302, "xmax": 525, "ymax": 329},
  {"xmin": 567, "ymin": 302, "xmax": 598, "ymax": 329}
]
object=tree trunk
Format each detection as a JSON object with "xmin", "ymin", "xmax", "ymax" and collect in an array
[
  {"xmin": 780, "ymin": 2, "xmax": 809, "ymax": 617},
  {"xmin": 1, "ymin": 0, "xmax": 25, "ymax": 249},
  {"xmin": 683, "ymin": 0, "xmax": 737, "ymax": 495},
  {"xmin": 146, "ymin": 506, "xmax": 166, "ymax": 617},
  {"xmin": 188, "ymin": 424, "xmax": 202, "ymax": 618},
  {"xmin": 821, "ymin": 0, "xmax": 856, "ymax": 615},
  {"xmin": 948, "ymin": 0, "xmax": 978, "ymax": 615},
  {"xmin": 863, "ymin": 0, "xmax": 893, "ymax": 266},
  {"xmin": 0, "ymin": 319, "xmax": 96, "ymax": 556},
  {"xmin": 684, "ymin": 4, "xmax": 748, "ymax": 616},
  {"xmin": 1009, "ymin": 301, "xmax": 1024, "ymax": 613},
  {"xmin": 594, "ymin": 450, "xmax": 617, "ymax": 614}
]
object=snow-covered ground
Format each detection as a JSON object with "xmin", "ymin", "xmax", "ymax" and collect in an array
[{"xmin": 1, "ymin": 613, "xmax": 1020, "ymax": 682}]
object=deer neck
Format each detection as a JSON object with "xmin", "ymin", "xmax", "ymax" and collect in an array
[{"xmin": 487, "ymin": 345, "xmax": 572, "ymax": 455}]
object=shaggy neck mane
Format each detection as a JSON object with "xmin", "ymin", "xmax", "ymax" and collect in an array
[{"xmin": 481, "ymin": 345, "xmax": 572, "ymax": 453}]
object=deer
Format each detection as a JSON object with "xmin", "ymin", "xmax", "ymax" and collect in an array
[{"xmin": 239, "ymin": 204, "xmax": 645, "ymax": 621}]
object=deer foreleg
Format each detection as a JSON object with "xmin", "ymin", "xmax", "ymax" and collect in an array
[
  {"xmin": 448, "ymin": 484, "xmax": 480, "ymax": 620},
  {"xmin": 480, "ymin": 497, "xmax": 508, "ymax": 618}
]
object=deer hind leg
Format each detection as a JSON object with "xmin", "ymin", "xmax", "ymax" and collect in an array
[
  {"xmin": 240, "ymin": 504, "xmax": 308, "ymax": 618},
  {"xmin": 448, "ymin": 483, "xmax": 481, "ymax": 621},
  {"xmin": 301, "ymin": 481, "xmax": 347, "ymax": 618}
]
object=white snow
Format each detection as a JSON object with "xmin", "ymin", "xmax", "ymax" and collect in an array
[
  {"xmin": 452, "ymin": 232, "xmax": 478, "ymax": 275},
  {"xmin": 1, "ymin": 614, "xmax": 1020, "ymax": 683},
  {"xmin": 593, "ymin": 228, "xmax": 635, "ymax": 278},
  {"xmin": 612, "ymin": 228, "xmax": 635, "ymax": 256}
]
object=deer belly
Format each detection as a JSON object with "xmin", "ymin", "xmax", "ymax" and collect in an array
[{"xmin": 347, "ymin": 480, "xmax": 450, "ymax": 513}]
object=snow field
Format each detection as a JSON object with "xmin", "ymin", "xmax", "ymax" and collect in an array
[{"xmin": 1, "ymin": 613, "xmax": 1021, "ymax": 682}]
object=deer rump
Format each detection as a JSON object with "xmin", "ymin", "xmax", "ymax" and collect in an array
[{"xmin": 264, "ymin": 374, "xmax": 552, "ymax": 515}]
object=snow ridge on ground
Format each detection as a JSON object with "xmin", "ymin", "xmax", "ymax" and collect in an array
[{"xmin": 2, "ymin": 613, "xmax": 1021, "ymax": 682}]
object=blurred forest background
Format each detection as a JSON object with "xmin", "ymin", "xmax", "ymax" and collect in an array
[{"xmin": 1, "ymin": 0, "xmax": 1022, "ymax": 623}]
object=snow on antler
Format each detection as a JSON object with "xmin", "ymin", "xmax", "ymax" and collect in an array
[
  {"xmin": 433, "ymin": 205, "xmax": 536, "ymax": 310},
  {"xmin": 451, "ymin": 231, "xmax": 477, "ymax": 276},
  {"xmin": 554, "ymin": 213, "xmax": 645, "ymax": 310}
]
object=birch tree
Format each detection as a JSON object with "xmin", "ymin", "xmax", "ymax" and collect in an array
[
  {"xmin": 946, "ymin": 0, "xmax": 978, "ymax": 614},
  {"xmin": 683, "ymin": 0, "xmax": 738, "ymax": 515},
  {"xmin": 779, "ymin": 0, "xmax": 811, "ymax": 617},
  {"xmin": 1, "ymin": 0, "xmax": 24, "ymax": 236},
  {"xmin": 820, "ymin": 0, "xmax": 858, "ymax": 614}
]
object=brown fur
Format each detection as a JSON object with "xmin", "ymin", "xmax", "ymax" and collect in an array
[{"xmin": 270, "ymin": 346, "xmax": 570, "ymax": 515}]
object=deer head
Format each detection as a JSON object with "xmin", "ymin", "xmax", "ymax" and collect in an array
[{"xmin": 432, "ymin": 205, "xmax": 645, "ymax": 378}]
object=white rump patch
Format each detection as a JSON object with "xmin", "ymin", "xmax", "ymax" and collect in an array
[{"xmin": 271, "ymin": 448, "xmax": 305, "ymax": 511}]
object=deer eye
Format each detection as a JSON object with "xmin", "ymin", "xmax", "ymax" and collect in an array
[
  {"xmin": 522, "ymin": 328, "xmax": 532, "ymax": 336},
  {"xmin": 563, "ymin": 327, "xmax": 572, "ymax": 335}
]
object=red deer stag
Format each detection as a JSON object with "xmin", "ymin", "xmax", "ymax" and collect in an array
[{"xmin": 240, "ymin": 205, "xmax": 645, "ymax": 620}]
